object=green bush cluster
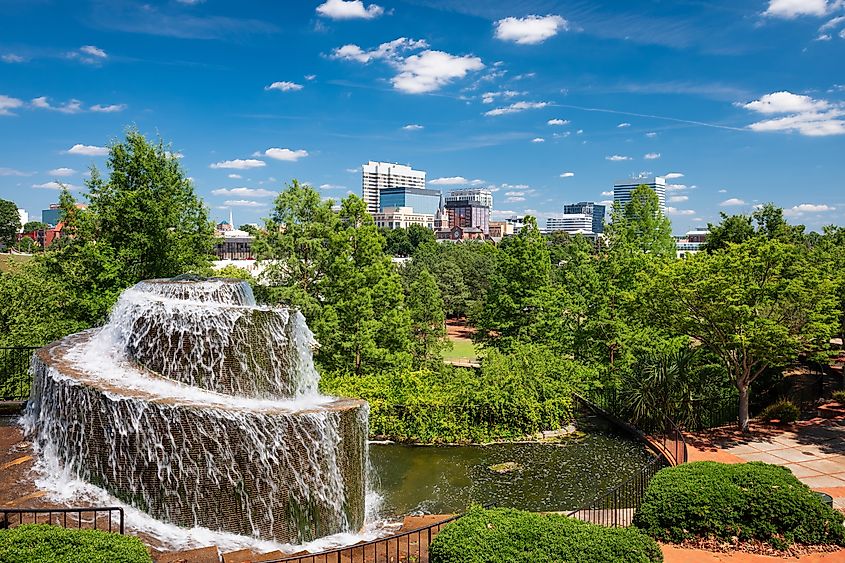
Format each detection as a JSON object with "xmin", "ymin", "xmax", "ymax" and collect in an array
[
  {"xmin": 429, "ymin": 506, "xmax": 663, "ymax": 563},
  {"xmin": 633, "ymin": 462, "xmax": 845, "ymax": 547},
  {"xmin": 758, "ymin": 400, "xmax": 800, "ymax": 423},
  {"xmin": 0, "ymin": 524, "xmax": 152, "ymax": 563},
  {"xmin": 320, "ymin": 344, "xmax": 595, "ymax": 443},
  {"xmin": 832, "ymin": 390, "xmax": 845, "ymax": 405}
]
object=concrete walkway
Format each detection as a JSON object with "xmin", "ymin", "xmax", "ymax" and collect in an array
[{"xmin": 686, "ymin": 414, "xmax": 845, "ymax": 511}]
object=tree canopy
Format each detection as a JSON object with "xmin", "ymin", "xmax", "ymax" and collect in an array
[{"xmin": 0, "ymin": 198, "xmax": 20, "ymax": 248}]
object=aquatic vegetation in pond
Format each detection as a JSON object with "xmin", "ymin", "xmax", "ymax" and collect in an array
[{"xmin": 368, "ymin": 416, "xmax": 655, "ymax": 516}]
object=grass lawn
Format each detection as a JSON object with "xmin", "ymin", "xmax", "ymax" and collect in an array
[
  {"xmin": 442, "ymin": 336, "xmax": 478, "ymax": 361},
  {"xmin": 0, "ymin": 254, "xmax": 33, "ymax": 273}
]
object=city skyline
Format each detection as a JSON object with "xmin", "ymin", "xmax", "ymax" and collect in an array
[{"xmin": 1, "ymin": 0, "xmax": 844, "ymax": 232}]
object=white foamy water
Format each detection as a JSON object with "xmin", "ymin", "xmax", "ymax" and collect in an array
[
  {"xmin": 22, "ymin": 278, "xmax": 371, "ymax": 546},
  {"xmin": 28, "ymin": 449, "xmax": 396, "ymax": 555}
]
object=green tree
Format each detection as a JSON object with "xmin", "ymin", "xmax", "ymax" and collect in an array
[
  {"xmin": 704, "ymin": 204, "xmax": 805, "ymax": 253},
  {"xmin": 317, "ymin": 195, "xmax": 412, "ymax": 375},
  {"xmin": 407, "ymin": 268, "xmax": 448, "ymax": 367},
  {"xmin": 21, "ymin": 221, "xmax": 47, "ymax": 233},
  {"xmin": 476, "ymin": 216, "xmax": 564, "ymax": 351},
  {"xmin": 606, "ymin": 185, "xmax": 674, "ymax": 258},
  {"xmin": 85, "ymin": 130, "xmax": 213, "ymax": 282},
  {"xmin": 253, "ymin": 180, "xmax": 337, "ymax": 318},
  {"xmin": 640, "ymin": 238, "xmax": 837, "ymax": 431},
  {"xmin": 14, "ymin": 236, "xmax": 40, "ymax": 253},
  {"xmin": 0, "ymin": 198, "xmax": 21, "ymax": 248},
  {"xmin": 383, "ymin": 227, "xmax": 412, "ymax": 257},
  {"xmin": 703, "ymin": 212, "xmax": 755, "ymax": 252}
]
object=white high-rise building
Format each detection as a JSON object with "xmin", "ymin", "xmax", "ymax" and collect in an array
[
  {"xmin": 361, "ymin": 161, "xmax": 426, "ymax": 215},
  {"xmin": 613, "ymin": 176, "xmax": 666, "ymax": 215},
  {"xmin": 547, "ymin": 214, "xmax": 593, "ymax": 234},
  {"xmin": 17, "ymin": 209, "xmax": 29, "ymax": 232}
]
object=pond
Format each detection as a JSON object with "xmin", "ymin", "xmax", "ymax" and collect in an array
[{"xmin": 368, "ymin": 415, "xmax": 655, "ymax": 517}]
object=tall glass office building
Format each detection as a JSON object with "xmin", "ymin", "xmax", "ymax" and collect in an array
[{"xmin": 379, "ymin": 187, "xmax": 442, "ymax": 216}]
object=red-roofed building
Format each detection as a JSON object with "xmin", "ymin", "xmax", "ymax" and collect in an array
[{"xmin": 18, "ymin": 222, "xmax": 66, "ymax": 248}]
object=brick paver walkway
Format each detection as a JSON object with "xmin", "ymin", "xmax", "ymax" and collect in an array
[{"xmin": 686, "ymin": 415, "xmax": 845, "ymax": 511}]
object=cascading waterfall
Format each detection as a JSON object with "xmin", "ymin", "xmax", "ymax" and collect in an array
[{"xmin": 22, "ymin": 277, "xmax": 368, "ymax": 544}]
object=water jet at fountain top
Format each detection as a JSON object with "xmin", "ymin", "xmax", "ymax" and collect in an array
[{"xmin": 23, "ymin": 276, "xmax": 368, "ymax": 544}]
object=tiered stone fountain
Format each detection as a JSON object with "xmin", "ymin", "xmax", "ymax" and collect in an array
[{"xmin": 23, "ymin": 277, "xmax": 368, "ymax": 544}]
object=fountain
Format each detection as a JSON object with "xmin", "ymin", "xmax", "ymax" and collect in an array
[{"xmin": 22, "ymin": 277, "xmax": 368, "ymax": 544}]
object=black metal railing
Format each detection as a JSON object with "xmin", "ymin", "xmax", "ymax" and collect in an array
[
  {"xmin": 0, "ymin": 507, "xmax": 125, "ymax": 534},
  {"xmin": 264, "ymin": 514, "xmax": 460, "ymax": 563},
  {"xmin": 0, "ymin": 346, "xmax": 38, "ymax": 401},
  {"xmin": 566, "ymin": 392, "xmax": 688, "ymax": 527},
  {"xmin": 567, "ymin": 456, "xmax": 665, "ymax": 527}
]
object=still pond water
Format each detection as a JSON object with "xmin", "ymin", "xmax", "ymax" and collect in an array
[{"xmin": 368, "ymin": 416, "xmax": 655, "ymax": 516}]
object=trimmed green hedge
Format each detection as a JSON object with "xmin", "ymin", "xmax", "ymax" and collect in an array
[
  {"xmin": 429, "ymin": 506, "xmax": 663, "ymax": 563},
  {"xmin": 633, "ymin": 462, "xmax": 845, "ymax": 548},
  {"xmin": 0, "ymin": 524, "xmax": 152, "ymax": 563}
]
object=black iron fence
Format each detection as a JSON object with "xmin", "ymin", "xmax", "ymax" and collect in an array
[
  {"xmin": 567, "ymin": 392, "xmax": 688, "ymax": 527},
  {"xmin": 0, "ymin": 507, "xmax": 125, "ymax": 534},
  {"xmin": 567, "ymin": 456, "xmax": 665, "ymax": 527},
  {"xmin": 265, "ymin": 514, "xmax": 461, "ymax": 563},
  {"xmin": 0, "ymin": 346, "xmax": 38, "ymax": 401}
]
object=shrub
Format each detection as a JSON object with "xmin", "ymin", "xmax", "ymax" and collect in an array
[
  {"xmin": 758, "ymin": 400, "xmax": 800, "ymax": 423},
  {"xmin": 633, "ymin": 462, "xmax": 845, "ymax": 547},
  {"xmin": 429, "ymin": 506, "xmax": 663, "ymax": 563},
  {"xmin": 0, "ymin": 524, "xmax": 152, "ymax": 563},
  {"xmin": 832, "ymin": 390, "xmax": 845, "ymax": 405},
  {"xmin": 320, "ymin": 346, "xmax": 595, "ymax": 442}
]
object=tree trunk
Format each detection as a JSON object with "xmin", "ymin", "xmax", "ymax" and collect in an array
[{"xmin": 738, "ymin": 383, "xmax": 750, "ymax": 433}]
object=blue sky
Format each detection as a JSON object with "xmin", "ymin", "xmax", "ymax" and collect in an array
[{"xmin": 1, "ymin": 0, "xmax": 844, "ymax": 233}]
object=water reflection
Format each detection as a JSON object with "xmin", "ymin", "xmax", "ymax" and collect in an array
[{"xmin": 368, "ymin": 416, "xmax": 654, "ymax": 516}]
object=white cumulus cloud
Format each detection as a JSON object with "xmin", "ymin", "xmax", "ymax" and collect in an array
[
  {"xmin": 494, "ymin": 15, "xmax": 568, "ymax": 45},
  {"xmin": 548, "ymin": 118, "xmax": 570, "ymax": 125},
  {"xmin": 2, "ymin": 54, "xmax": 25, "ymax": 63},
  {"xmin": 560, "ymin": 172, "xmax": 575, "ymax": 178},
  {"xmin": 644, "ymin": 152, "xmax": 661, "ymax": 160},
  {"xmin": 742, "ymin": 91, "xmax": 845, "ymax": 136},
  {"xmin": 212, "ymin": 187, "xmax": 277, "ymax": 198},
  {"xmin": 255, "ymin": 148, "xmax": 309, "ymax": 161},
  {"xmin": 33, "ymin": 181, "xmax": 79, "ymax": 190},
  {"xmin": 429, "ymin": 176, "xmax": 483, "ymax": 185},
  {"xmin": 392, "ymin": 50, "xmax": 484, "ymax": 94},
  {"xmin": 0, "ymin": 94, "xmax": 24, "ymax": 116},
  {"xmin": 784, "ymin": 203, "xmax": 836, "ymax": 216},
  {"xmin": 669, "ymin": 195, "xmax": 689, "ymax": 203},
  {"xmin": 720, "ymin": 198, "xmax": 746, "ymax": 206},
  {"xmin": 317, "ymin": 0, "xmax": 384, "ymax": 20},
  {"xmin": 605, "ymin": 155, "xmax": 632, "ymax": 161},
  {"xmin": 223, "ymin": 199, "xmax": 264, "ymax": 208},
  {"xmin": 90, "ymin": 103, "xmax": 126, "ymax": 112},
  {"xmin": 484, "ymin": 101, "xmax": 548, "ymax": 116},
  {"xmin": 764, "ymin": 0, "xmax": 833, "ymax": 19},
  {"xmin": 402, "ymin": 124, "xmax": 424, "ymax": 130},
  {"xmin": 265, "ymin": 81, "xmax": 303, "ymax": 92},
  {"xmin": 531, "ymin": 137, "xmax": 545, "ymax": 143},
  {"xmin": 617, "ymin": 122, "xmax": 631, "ymax": 128},
  {"xmin": 664, "ymin": 172, "xmax": 684, "ymax": 179},
  {"xmin": 744, "ymin": 91, "xmax": 830, "ymax": 114},
  {"xmin": 80, "ymin": 45, "xmax": 107, "ymax": 58},
  {"xmin": 332, "ymin": 38, "xmax": 482, "ymax": 94},
  {"xmin": 210, "ymin": 159, "xmax": 266, "ymax": 170},
  {"xmin": 49, "ymin": 167, "xmax": 76, "ymax": 177},
  {"xmin": 666, "ymin": 207, "xmax": 695, "ymax": 216},
  {"xmin": 66, "ymin": 144, "xmax": 108, "ymax": 156},
  {"xmin": 31, "ymin": 96, "xmax": 83, "ymax": 114}
]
